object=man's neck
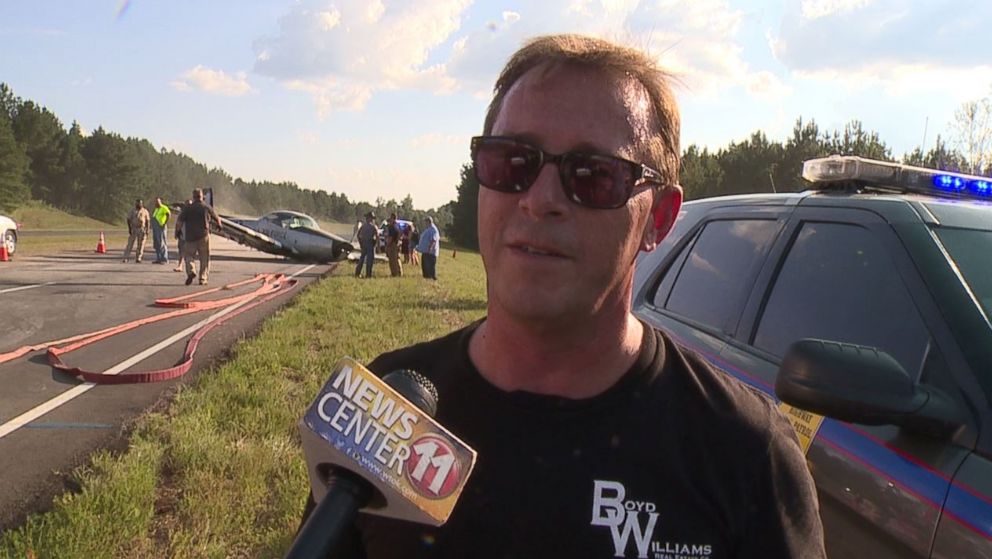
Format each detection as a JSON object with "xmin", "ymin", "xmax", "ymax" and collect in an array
[{"xmin": 468, "ymin": 306, "xmax": 645, "ymax": 400}]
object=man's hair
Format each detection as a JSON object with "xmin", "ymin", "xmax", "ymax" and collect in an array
[{"xmin": 483, "ymin": 34, "xmax": 680, "ymax": 186}]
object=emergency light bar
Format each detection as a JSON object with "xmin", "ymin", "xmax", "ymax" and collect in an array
[{"xmin": 803, "ymin": 156, "xmax": 992, "ymax": 200}]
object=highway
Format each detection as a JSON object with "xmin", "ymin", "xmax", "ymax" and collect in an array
[{"xmin": 0, "ymin": 238, "xmax": 332, "ymax": 530}]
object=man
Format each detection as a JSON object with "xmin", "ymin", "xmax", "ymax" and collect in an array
[
  {"xmin": 173, "ymin": 198, "xmax": 192, "ymax": 272},
  {"xmin": 401, "ymin": 223, "xmax": 412, "ymax": 264},
  {"xmin": 176, "ymin": 188, "xmax": 221, "ymax": 286},
  {"xmin": 385, "ymin": 212, "xmax": 402, "ymax": 277},
  {"xmin": 151, "ymin": 196, "xmax": 171, "ymax": 264},
  {"xmin": 302, "ymin": 35, "xmax": 825, "ymax": 558},
  {"xmin": 122, "ymin": 199, "xmax": 149, "ymax": 263},
  {"xmin": 354, "ymin": 211, "xmax": 379, "ymax": 278},
  {"xmin": 416, "ymin": 215, "xmax": 439, "ymax": 280},
  {"xmin": 409, "ymin": 224, "xmax": 420, "ymax": 266}
]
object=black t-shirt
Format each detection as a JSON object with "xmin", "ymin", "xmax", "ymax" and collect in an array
[
  {"xmin": 179, "ymin": 201, "xmax": 219, "ymax": 242},
  {"xmin": 305, "ymin": 322, "xmax": 824, "ymax": 559}
]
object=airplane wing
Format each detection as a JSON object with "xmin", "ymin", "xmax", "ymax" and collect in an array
[
  {"xmin": 212, "ymin": 217, "xmax": 354, "ymax": 263},
  {"xmin": 211, "ymin": 215, "xmax": 293, "ymax": 258}
]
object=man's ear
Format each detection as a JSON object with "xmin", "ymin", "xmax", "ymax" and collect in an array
[{"xmin": 640, "ymin": 185, "xmax": 683, "ymax": 252}]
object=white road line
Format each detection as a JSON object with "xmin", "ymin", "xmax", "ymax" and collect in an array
[
  {"xmin": 0, "ymin": 281, "xmax": 56, "ymax": 294},
  {"xmin": 0, "ymin": 264, "xmax": 317, "ymax": 440}
]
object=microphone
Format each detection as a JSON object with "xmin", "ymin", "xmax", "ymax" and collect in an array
[{"xmin": 286, "ymin": 358, "xmax": 477, "ymax": 558}]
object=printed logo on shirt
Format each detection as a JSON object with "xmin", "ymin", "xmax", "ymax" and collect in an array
[{"xmin": 591, "ymin": 480, "xmax": 713, "ymax": 559}]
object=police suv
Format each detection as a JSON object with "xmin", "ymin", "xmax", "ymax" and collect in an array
[{"xmin": 632, "ymin": 156, "xmax": 992, "ymax": 558}]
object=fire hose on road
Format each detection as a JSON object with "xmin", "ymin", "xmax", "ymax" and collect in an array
[{"xmin": 0, "ymin": 273, "xmax": 299, "ymax": 384}]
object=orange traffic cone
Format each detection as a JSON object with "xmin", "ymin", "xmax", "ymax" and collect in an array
[
  {"xmin": 0, "ymin": 243, "xmax": 9, "ymax": 262},
  {"xmin": 95, "ymin": 231, "xmax": 107, "ymax": 254}
]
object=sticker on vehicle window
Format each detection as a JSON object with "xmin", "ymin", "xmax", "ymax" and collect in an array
[{"xmin": 778, "ymin": 403, "xmax": 824, "ymax": 455}]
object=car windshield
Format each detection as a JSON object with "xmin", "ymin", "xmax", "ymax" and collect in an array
[{"xmin": 936, "ymin": 227, "xmax": 992, "ymax": 320}]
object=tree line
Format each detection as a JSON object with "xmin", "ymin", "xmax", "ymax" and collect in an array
[
  {"xmin": 0, "ymin": 83, "xmax": 454, "ymax": 232},
  {"xmin": 2, "ymin": 81, "xmax": 988, "ymax": 249},
  {"xmin": 446, "ymin": 91, "xmax": 992, "ymax": 250}
]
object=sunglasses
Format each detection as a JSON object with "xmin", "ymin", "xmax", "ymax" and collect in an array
[{"xmin": 471, "ymin": 136, "xmax": 665, "ymax": 210}]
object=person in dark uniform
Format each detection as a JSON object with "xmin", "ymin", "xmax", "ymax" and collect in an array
[
  {"xmin": 299, "ymin": 34, "xmax": 825, "ymax": 559},
  {"xmin": 176, "ymin": 188, "xmax": 221, "ymax": 286},
  {"xmin": 354, "ymin": 211, "xmax": 379, "ymax": 278}
]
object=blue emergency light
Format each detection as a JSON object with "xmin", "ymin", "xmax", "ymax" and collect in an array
[{"xmin": 803, "ymin": 156, "xmax": 992, "ymax": 200}]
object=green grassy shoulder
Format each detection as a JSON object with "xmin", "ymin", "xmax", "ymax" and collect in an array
[
  {"xmin": 10, "ymin": 201, "xmax": 118, "ymax": 230},
  {"xmin": 0, "ymin": 246, "xmax": 485, "ymax": 559}
]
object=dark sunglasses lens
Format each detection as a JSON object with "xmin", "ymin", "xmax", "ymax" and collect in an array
[
  {"xmin": 562, "ymin": 155, "xmax": 634, "ymax": 209},
  {"xmin": 474, "ymin": 139, "xmax": 541, "ymax": 192}
]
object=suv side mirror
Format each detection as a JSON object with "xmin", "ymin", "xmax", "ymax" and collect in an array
[{"xmin": 775, "ymin": 339, "xmax": 963, "ymax": 439}]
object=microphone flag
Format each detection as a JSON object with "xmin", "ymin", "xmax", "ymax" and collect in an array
[{"xmin": 299, "ymin": 357, "xmax": 477, "ymax": 526}]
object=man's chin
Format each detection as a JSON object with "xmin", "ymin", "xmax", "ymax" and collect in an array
[{"xmin": 491, "ymin": 287, "xmax": 583, "ymax": 324}]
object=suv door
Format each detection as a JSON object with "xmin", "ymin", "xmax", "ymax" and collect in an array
[
  {"xmin": 724, "ymin": 206, "xmax": 976, "ymax": 558},
  {"xmin": 637, "ymin": 205, "xmax": 788, "ymax": 361}
]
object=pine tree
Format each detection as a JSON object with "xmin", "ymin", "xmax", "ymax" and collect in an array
[
  {"xmin": 449, "ymin": 163, "xmax": 479, "ymax": 249},
  {"xmin": 0, "ymin": 113, "xmax": 29, "ymax": 212},
  {"xmin": 79, "ymin": 127, "xmax": 141, "ymax": 223},
  {"xmin": 12, "ymin": 100, "xmax": 66, "ymax": 203},
  {"xmin": 53, "ymin": 121, "xmax": 86, "ymax": 210}
]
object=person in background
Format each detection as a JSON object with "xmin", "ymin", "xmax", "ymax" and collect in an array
[
  {"xmin": 409, "ymin": 224, "xmax": 420, "ymax": 266},
  {"xmin": 173, "ymin": 198, "xmax": 192, "ymax": 272},
  {"xmin": 354, "ymin": 211, "xmax": 379, "ymax": 278},
  {"xmin": 151, "ymin": 196, "xmax": 171, "ymax": 264},
  {"xmin": 385, "ymin": 212, "xmax": 402, "ymax": 277},
  {"xmin": 122, "ymin": 199, "xmax": 150, "ymax": 263},
  {"xmin": 416, "ymin": 215, "xmax": 439, "ymax": 280},
  {"xmin": 401, "ymin": 222, "xmax": 412, "ymax": 265},
  {"xmin": 176, "ymin": 188, "xmax": 221, "ymax": 286}
]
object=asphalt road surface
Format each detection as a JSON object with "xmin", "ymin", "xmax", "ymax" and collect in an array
[{"xmin": 0, "ymin": 237, "xmax": 333, "ymax": 530}]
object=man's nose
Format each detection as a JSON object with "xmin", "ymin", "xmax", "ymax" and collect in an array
[{"xmin": 519, "ymin": 162, "xmax": 570, "ymax": 218}]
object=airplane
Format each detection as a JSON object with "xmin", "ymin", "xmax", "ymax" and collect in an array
[{"xmin": 209, "ymin": 209, "xmax": 355, "ymax": 264}]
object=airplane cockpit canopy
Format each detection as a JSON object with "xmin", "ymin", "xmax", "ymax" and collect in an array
[{"xmin": 263, "ymin": 211, "xmax": 319, "ymax": 230}]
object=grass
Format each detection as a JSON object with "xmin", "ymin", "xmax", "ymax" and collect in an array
[
  {"xmin": 315, "ymin": 220, "xmax": 354, "ymax": 238},
  {"xmin": 7, "ymin": 201, "xmax": 125, "ymax": 257},
  {"xmin": 10, "ymin": 201, "xmax": 119, "ymax": 230},
  {"xmin": 0, "ymin": 245, "xmax": 486, "ymax": 559}
]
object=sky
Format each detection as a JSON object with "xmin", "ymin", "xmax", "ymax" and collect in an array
[{"xmin": 1, "ymin": 0, "xmax": 990, "ymax": 210}]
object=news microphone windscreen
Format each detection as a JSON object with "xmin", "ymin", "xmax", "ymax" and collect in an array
[
  {"xmin": 382, "ymin": 369, "xmax": 438, "ymax": 417},
  {"xmin": 299, "ymin": 357, "xmax": 477, "ymax": 526}
]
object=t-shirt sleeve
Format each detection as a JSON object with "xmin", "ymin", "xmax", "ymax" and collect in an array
[{"xmin": 738, "ymin": 411, "xmax": 826, "ymax": 558}]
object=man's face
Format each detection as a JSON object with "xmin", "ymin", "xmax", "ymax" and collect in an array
[{"xmin": 479, "ymin": 63, "xmax": 664, "ymax": 323}]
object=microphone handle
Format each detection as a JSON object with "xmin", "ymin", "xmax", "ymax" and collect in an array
[{"xmin": 285, "ymin": 469, "xmax": 372, "ymax": 559}]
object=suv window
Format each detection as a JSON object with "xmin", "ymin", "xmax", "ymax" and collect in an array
[
  {"xmin": 754, "ymin": 222, "xmax": 930, "ymax": 375},
  {"xmin": 657, "ymin": 219, "xmax": 779, "ymax": 332}
]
